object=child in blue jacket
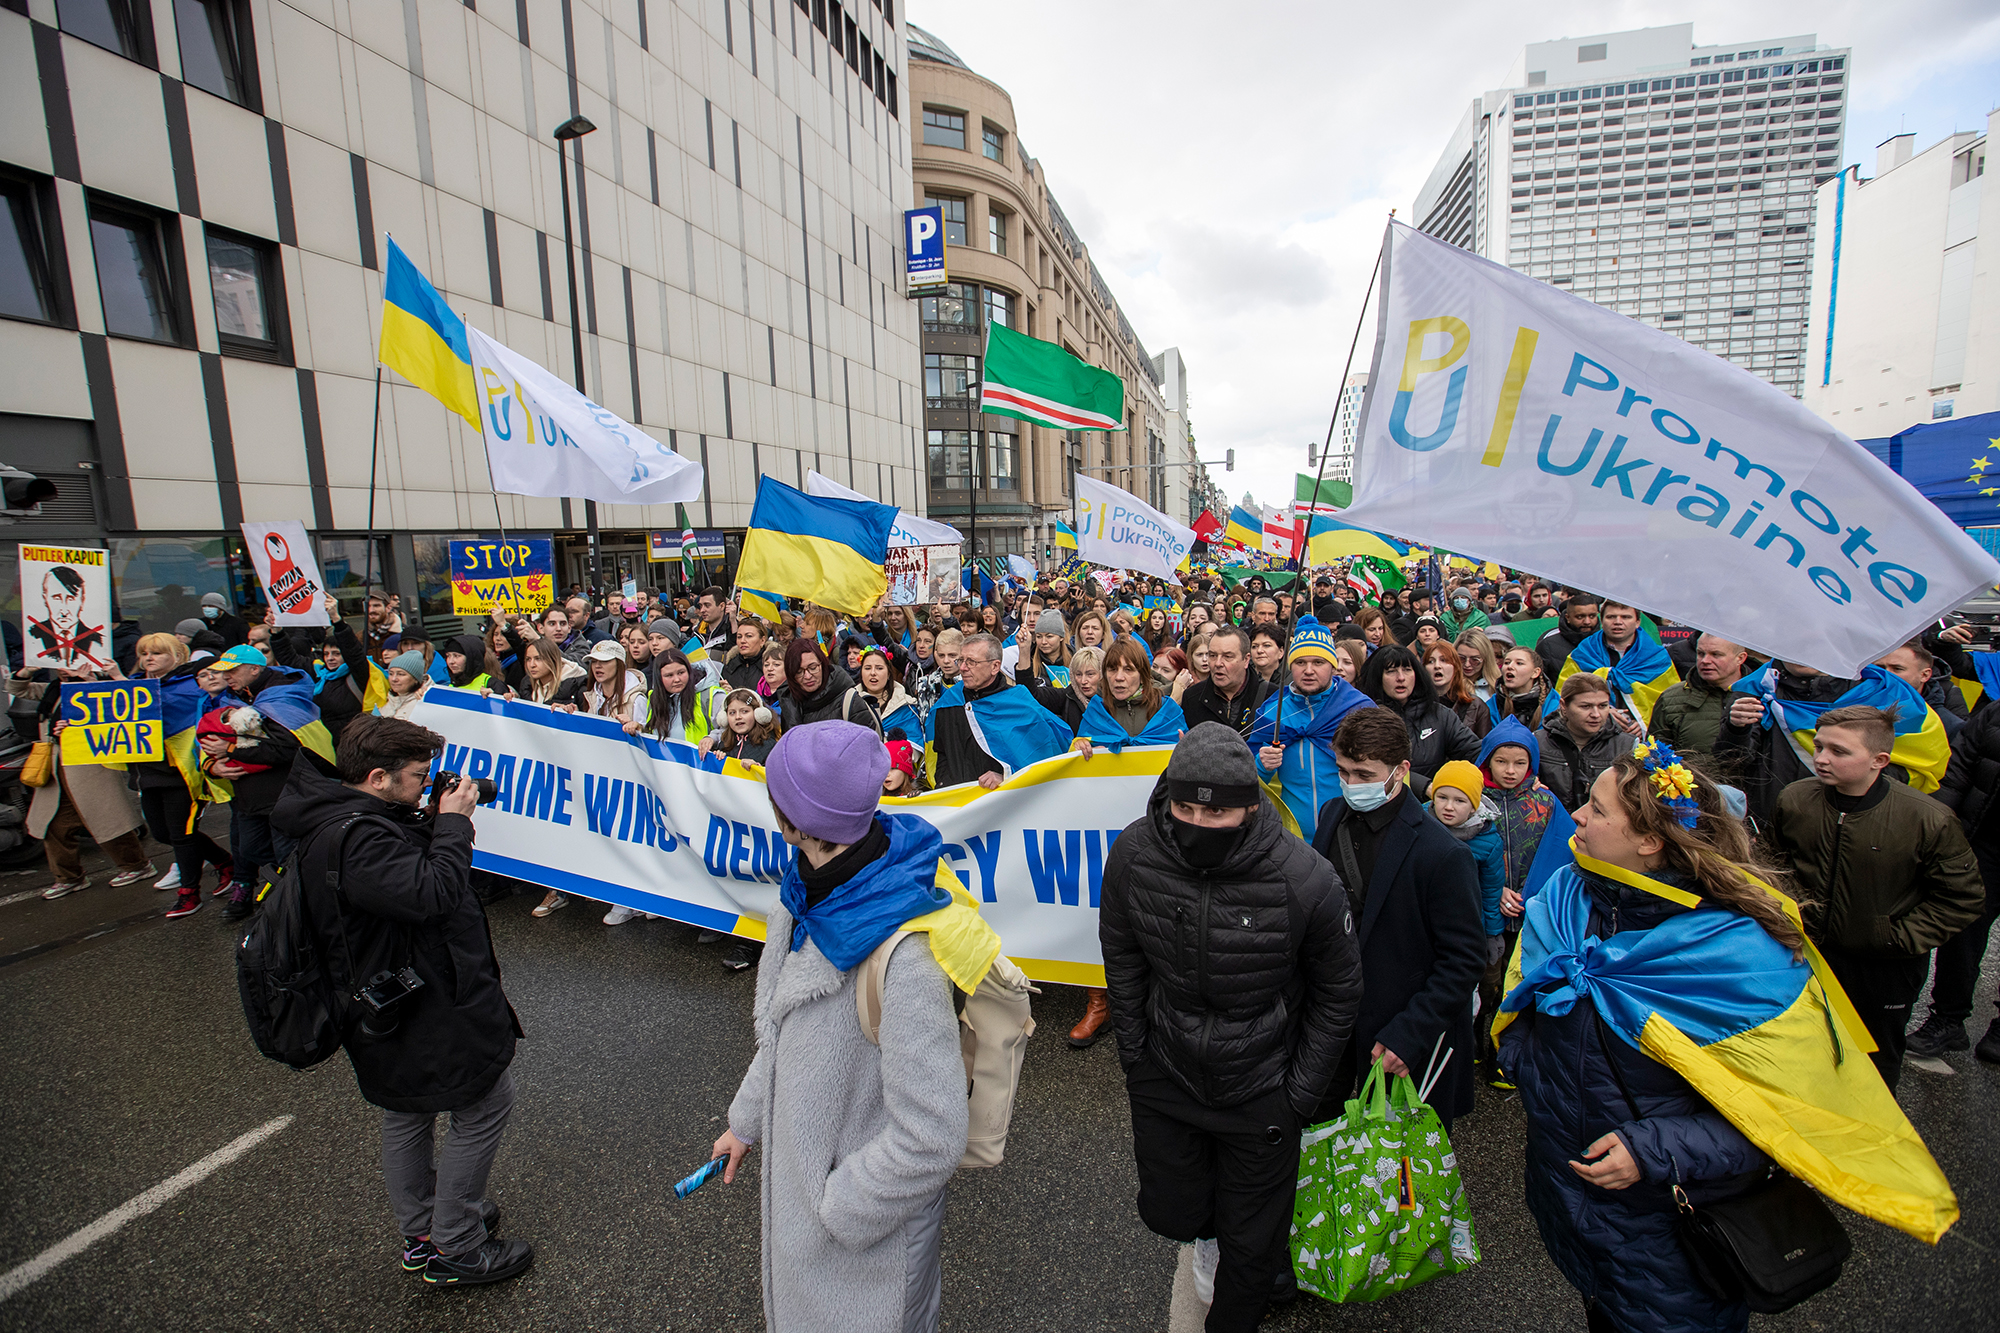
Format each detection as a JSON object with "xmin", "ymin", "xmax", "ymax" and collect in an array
[{"xmin": 1427, "ymin": 760, "xmax": 1506, "ymax": 944}]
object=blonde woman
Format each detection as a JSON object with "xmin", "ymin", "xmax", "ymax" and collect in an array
[{"xmin": 1454, "ymin": 628, "xmax": 1503, "ymax": 700}]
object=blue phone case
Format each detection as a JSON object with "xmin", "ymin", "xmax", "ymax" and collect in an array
[{"xmin": 673, "ymin": 1155, "xmax": 727, "ymax": 1200}]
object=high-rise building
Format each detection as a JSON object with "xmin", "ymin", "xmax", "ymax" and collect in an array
[
  {"xmin": 1415, "ymin": 24, "xmax": 1849, "ymax": 400},
  {"xmin": 0, "ymin": 0, "xmax": 914, "ymax": 629},
  {"xmin": 1326, "ymin": 372, "xmax": 1368, "ymax": 484},
  {"xmin": 907, "ymin": 25, "xmax": 1167, "ymax": 567},
  {"xmin": 1805, "ymin": 117, "xmax": 1995, "ymax": 435},
  {"xmin": 1151, "ymin": 347, "xmax": 1213, "ymax": 526}
]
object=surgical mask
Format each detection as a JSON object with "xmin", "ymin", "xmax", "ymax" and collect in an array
[
  {"xmin": 1341, "ymin": 777, "xmax": 1396, "ymax": 812},
  {"xmin": 1451, "ymin": 597, "xmax": 1470, "ymax": 611},
  {"xmin": 202, "ymin": 606, "xmax": 220, "ymax": 619}
]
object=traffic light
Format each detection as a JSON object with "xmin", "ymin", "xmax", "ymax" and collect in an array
[
  {"xmin": 1224, "ymin": 449, "xmax": 1235, "ymax": 472},
  {"xmin": 0, "ymin": 465, "xmax": 57, "ymax": 522}
]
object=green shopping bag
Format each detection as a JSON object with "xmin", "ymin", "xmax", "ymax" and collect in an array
[{"xmin": 1289, "ymin": 1060, "xmax": 1479, "ymax": 1302}]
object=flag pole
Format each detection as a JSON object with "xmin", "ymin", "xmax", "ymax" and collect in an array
[{"xmin": 362, "ymin": 364, "xmax": 383, "ymax": 642}]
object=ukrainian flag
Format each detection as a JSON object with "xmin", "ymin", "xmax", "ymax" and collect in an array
[
  {"xmin": 738, "ymin": 588, "xmax": 787, "ymax": 622},
  {"xmin": 1304, "ymin": 514, "xmax": 1410, "ymax": 565},
  {"xmin": 735, "ymin": 475, "xmax": 896, "ymax": 617},
  {"xmin": 247, "ymin": 667, "xmax": 338, "ymax": 767},
  {"xmin": 682, "ymin": 635, "xmax": 710, "ymax": 665},
  {"xmin": 379, "ymin": 238, "xmax": 480, "ymax": 429},
  {"xmin": 1052, "ymin": 519, "xmax": 1079, "ymax": 550},
  {"xmin": 1496, "ymin": 849, "xmax": 1958, "ymax": 1245},
  {"xmin": 160, "ymin": 671, "xmax": 225, "ymax": 819},
  {"xmin": 1730, "ymin": 663, "xmax": 1950, "ymax": 793},
  {"xmin": 1225, "ymin": 505, "xmax": 1264, "ymax": 550},
  {"xmin": 1556, "ymin": 630, "xmax": 1680, "ymax": 730}
]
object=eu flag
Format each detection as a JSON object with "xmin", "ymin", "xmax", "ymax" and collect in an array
[{"xmin": 1856, "ymin": 410, "xmax": 2000, "ymax": 527}]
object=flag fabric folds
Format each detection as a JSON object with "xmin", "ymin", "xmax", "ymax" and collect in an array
[
  {"xmin": 676, "ymin": 503, "xmax": 699, "ymax": 584},
  {"xmin": 378, "ymin": 238, "xmax": 480, "ymax": 429},
  {"xmin": 1073, "ymin": 695, "xmax": 1187, "ymax": 752},
  {"xmin": 806, "ymin": 469, "xmax": 962, "ymax": 548},
  {"xmin": 1294, "ymin": 473, "xmax": 1352, "ymax": 516},
  {"xmin": 1555, "ymin": 631, "xmax": 1680, "ymax": 729},
  {"xmin": 737, "ymin": 588, "xmax": 787, "ymax": 622},
  {"xmin": 1305, "ymin": 515, "xmax": 1410, "ymax": 565},
  {"xmin": 921, "ymin": 681, "xmax": 1074, "ymax": 785},
  {"xmin": 1226, "ymin": 506, "xmax": 1265, "ymax": 550},
  {"xmin": 1854, "ymin": 411, "xmax": 2000, "ymax": 528},
  {"xmin": 1729, "ymin": 662, "xmax": 1950, "ymax": 793},
  {"xmin": 980, "ymin": 320, "xmax": 1124, "ymax": 431},
  {"xmin": 1496, "ymin": 851, "xmax": 1959, "ymax": 1245},
  {"xmin": 735, "ymin": 475, "xmax": 896, "ymax": 617},
  {"xmin": 1073, "ymin": 474, "xmax": 1194, "ymax": 585},
  {"xmin": 1052, "ymin": 518, "xmax": 1080, "ymax": 550},
  {"xmin": 1344, "ymin": 555, "xmax": 1407, "ymax": 604}
]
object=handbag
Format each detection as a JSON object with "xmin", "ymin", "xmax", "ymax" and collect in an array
[
  {"xmin": 1594, "ymin": 1011, "xmax": 1850, "ymax": 1312},
  {"xmin": 21, "ymin": 740, "xmax": 53, "ymax": 788}
]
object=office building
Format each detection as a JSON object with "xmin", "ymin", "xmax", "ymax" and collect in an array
[
  {"xmin": 1, "ymin": 0, "xmax": 916, "ymax": 632},
  {"xmin": 1151, "ymin": 347, "xmax": 1216, "ymax": 526},
  {"xmin": 1325, "ymin": 372, "xmax": 1367, "ymax": 485},
  {"xmin": 1805, "ymin": 117, "xmax": 1995, "ymax": 435},
  {"xmin": 1414, "ymin": 23, "xmax": 1849, "ymax": 399}
]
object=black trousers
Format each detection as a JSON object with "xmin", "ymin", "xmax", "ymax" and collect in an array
[
  {"xmin": 1126, "ymin": 1060, "xmax": 1298, "ymax": 1333},
  {"xmin": 1820, "ymin": 945, "xmax": 1930, "ymax": 1092},
  {"xmin": 137, "ymin": 785, "xmax": 231, "ymax": 889},
  {"xmin": 1923, "ymin": 847, "xmax": 2000, "ymax": 1027}
]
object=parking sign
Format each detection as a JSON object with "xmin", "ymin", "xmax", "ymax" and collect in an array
[{"xmin": 904, "ymin": 206, "xmax": 947, "ymax": 292}]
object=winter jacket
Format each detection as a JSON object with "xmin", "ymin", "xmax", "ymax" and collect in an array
[
  {"xmin": 927, "ymin": 676, "xmax": 1010, "ymax": 787},
  {"xmin": 1309, "ymin": 790, "xmax": 1487, "ymax": 1123},
  {"xmin": 1024, "ymin": 678, "xmax": 1091, "ymax": 735},
  {"xmin": 1771, "ymin": 776, "xmax": 1983, "ymax": 958},
  {"xmin": 11, "ymin": 674, "xmax": 146, "ymax": 844},
  {"xmin": 1180, "ymin": 675, "xmax": 1275, "ymax": 736},
  {"xmin": 726, "ymin": 898, "xmax": 966, "ymax": 1333},
  {"xmin": 271, "ymin": 619, "xmax": 372, "ymax": 742},
  {"xmin": 780, "ymin": 665, "xmax": 879, "ymax": 734},
  {"xmin": 1936, "ymin": 700, "xmax": 2000, "ymax": 855},
  {"xmin": 1099, "ymin": 785, "xmax": 1362, "ymax": 1115},
  {"xmin": 1479, "ymin": 720, "xmax": 1560, "ymax": 901},
  {"xmin": 1447, "ymin": 692, "xmax": 1493, "ymax": 741},
  {"xmin": 1434, "ymin": 798, "xmax": 1506, "ymax": 935},
  {"xmin": 1536, "ymin": 710, "xmax": 1637, "ymax": 812},
  {"xmin": 721, "ymin": 649, "xmax": 766, "ymax": 693},
  {"xmin": 1498, "ymin": 866, "xmax": 1769, "ymax": 1333},
  {"xmin": 217, "ymin": 666, "xmax": 324, "ymax": 815},
  {"xmin": 271, "ymin": 757, "xmax": 521, "ymax": 1115},
  {"xmin": 514, "ymin": 657, "xmax": 588, "ymax": 709},
  {"xmin": 1713, "ymin": 667, "xmax": 1856, "ymax": 826},
  {"xmin": 1385, "ymin": 696, "xmax": 1481, "ymax": 797},
  {"xmin": 1648, "ymin": 672, "xmax": 1738, "ymax": 784},
  {"xmin": 1251, "ymin": 684, "xmax": 1356, "ymax": 841},
  {"xmin": 1536, "ymin": 624, "xmax": 1589, "ymax": 683}
]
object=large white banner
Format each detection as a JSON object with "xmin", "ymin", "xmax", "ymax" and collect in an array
[
  {"xmin": 241, "ymin": 521, "xmax": 331, "ymax": 627},
  {"xmin": 1074, "ymin": 474, "xmax": 1193, "ymax": 585},
  {"xmin": 467, "ymin": 326, "xmax": 705, "ymax": 506},
  {"xmin": 807, "ymin": 469, "xmax": 962, "ymax": 548},
  {"xmin": 408, "ymin": 689, "xmax": 1165, "ymax": 985},
  {"xmin": 1339, "ymin": 220, "xmax": 1999, "ymax": 676}
]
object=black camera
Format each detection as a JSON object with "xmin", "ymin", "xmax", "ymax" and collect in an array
[
  {"xmin": 429, "ymin": 770, "xmax": 498, "ymax": 804},
  {"xmin": 354, "ymin": 965, "xmax": 425, "ymax": 1037}
]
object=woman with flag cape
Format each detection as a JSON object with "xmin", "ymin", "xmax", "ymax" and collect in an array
[
  {"xmin": 132, "ymin": 634, "xmax": 235, "ymax": 916},
  {"xmin": 1495, "ymin": 740, "xmax": 1957, "ymax": 1333},
  {"xmin": 1070, "ymin": 639, "xmax": 1185, "ymax": 756}
]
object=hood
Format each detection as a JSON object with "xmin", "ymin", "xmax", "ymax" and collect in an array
[
  {"xmin": 1478, "ymin": 714, "xmax": 1539, "ymax": 771},
  {"xmin": 557, "ymin": 656, "xmax": 588, "ymax": 682},
  {"xmin": 271, "ymin": 751, "xmax": 423, "ymax": 840},
  {"xmin": 876, "ymin": 681, "xmax": 919, "ymax": 716},
  {"xmin": 1143, "ymin": 771, "xmax": 1283, "ymax": 877},
  {"xmin": 1437, "ymin": 794, "xmax": 1500, "ymax": 840}
]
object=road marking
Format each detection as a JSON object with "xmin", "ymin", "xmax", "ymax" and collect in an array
[
  {"xmin": 0, "ymin": 1115, "xmax": 294, "ymax": 1302},
  {"xmin": 0, "ymin": 889, "xmax": 46, "ymax": 907}
]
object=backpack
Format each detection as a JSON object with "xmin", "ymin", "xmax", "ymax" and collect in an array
[
  {"xmin": 856, "ymin": 933, "xmax": 1038, "ymax": 1169},
  {"xmin": 235, "ymin": 814, "xmax": 367, "ymax": 1069}
]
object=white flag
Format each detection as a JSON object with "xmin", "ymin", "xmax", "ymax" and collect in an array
[
  {"xmin": 1339, "ymin": 221, "xmax": 1998, "ymax": 676},
  {"xmin": 1073, "ymin": 474, "xmax": 1193, "ymax": 584},
  {"xmin": 805, "ymin": 470, "xmax": 962, "ymax": 548},
  {"xmin": 466, "ymin": 326, "xmax": 704, "ymax": 506}
]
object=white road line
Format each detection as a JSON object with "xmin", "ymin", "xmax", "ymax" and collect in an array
[
  {"xmin": 0, "ymin": 1115, "xmax": 295, "ymax": 1303},
  {"xmin": 0, "ymin": 889, "xmax": 47, "ymax": 908}
]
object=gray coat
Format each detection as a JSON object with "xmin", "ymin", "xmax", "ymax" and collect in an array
[{"xmin": 728, "ymin": 903, "xmax": 968, "ymax": 1333}]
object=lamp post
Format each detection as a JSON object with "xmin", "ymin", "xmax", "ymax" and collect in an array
[{"xmin": 553, "ymin": 114, "xmax": 601, "ymax": 602}]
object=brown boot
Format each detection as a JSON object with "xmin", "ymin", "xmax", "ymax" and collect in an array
[{"xmin": 1068, "ymin": 987, "xmax": 1111, "ymax": 1048}]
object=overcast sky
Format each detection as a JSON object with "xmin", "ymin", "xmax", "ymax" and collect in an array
[{"xmin": 908, "ymin": 1, "xmax": 2000, "ymax": 515}]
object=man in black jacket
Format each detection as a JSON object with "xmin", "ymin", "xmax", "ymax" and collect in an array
[
  {"xmin": 1535, "ymin": 593, "xmax": 1599, "ymax": 681},
  {"xmin": 272, "ymin": 718, "xmax": 531, "ymax": 1286},
  {"xmin": 1180, "ymin": 626, "xmax": 1273, "ymax": 735},
  {"xmin": 1914, "ymin": 698, "xmax": 2000, "ymax": 1062},
  {"xmin": 1101, "ymin": 722, "xmax": 1361, "ymax": 1332},
  {"xmin": 1310, "ymin": 706, "xmax": 1487, "ymax": 1129}
]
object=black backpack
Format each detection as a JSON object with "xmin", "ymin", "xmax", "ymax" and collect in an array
[{"xmin": 235, "ymin": 815, "xmax": 367, "ymax": 1069}]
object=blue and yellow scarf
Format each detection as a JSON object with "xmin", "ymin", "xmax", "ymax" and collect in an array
[{"xmin": 1728, "ymin": 663, "xmax": 1948, "ymax": 793}]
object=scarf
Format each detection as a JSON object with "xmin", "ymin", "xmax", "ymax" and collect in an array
[
  {"xmin": 1074, "ymin": 693, "xmax": 1185, "ymax": 751},
  {"xmin": 1242, "ymin": 676, "xmax": 1370, "ymax": 749},
  {"xmin": 777, "ymin": 813, "xmax": 952, "ymax": 971},
  {"xmin": 311, "ymin": 660, "xmax": 351, "ymax": 698},
  {"xmin": 1556, "ymin": 630, "xmax": 1678, "ymax": 728},
  {"xmin": 923, "ymin": 680, "xmax": 1074, "ymax": 776},
  {"xmin": 1729, "ymin": 662, "xmax": 1948, "ymax": 793}
]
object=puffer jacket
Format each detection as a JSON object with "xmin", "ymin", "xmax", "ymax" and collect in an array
[
  {"xmin": 1385, "ymin": 696, "xmax": 1481, "ymax": 796},
  {"xmin": 1535, "ymin": 709, "xmax": 1636, "ymax": 811},
  {"xmin": 1099, "ymin": 784, "xmax": 1362, "ymax": 1116},
  {"xmin": 1647, "ymin": 671, "xmax": 1736, "ymax": 783},
  {"xmin": 1499, "ymin": 866, "xmax": 1769, "ymax": 1333},
  {"xmin": 1479, "ymin": 719, "xmax": 1560, "ymax": 899},
  {"xmin": 780, "ymin": 664, "xmax": 878, "ymax": 733},
  {"xmin": 1436, "ymin": 797, "xmax": 1506, "ymax": 935},
  {"xmin": 1937, "ymin": 700, "xmax": 2000, "ymax": 855}
]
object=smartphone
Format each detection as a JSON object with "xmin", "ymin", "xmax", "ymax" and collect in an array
[{"xmin": 673, "ymin": 1154, "xmax": 729, "ymax": 1200}]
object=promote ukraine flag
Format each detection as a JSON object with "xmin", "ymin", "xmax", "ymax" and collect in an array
[
  {"xmin": 1496, "ymin": 849, "xmax": 1959, "ymax": 1244},
  {"xmin": 1555, "ymin": 630, "xmax": 1680, "ymax": 730},
  {"xmin": 378, "ymin": 238, "xmax": 480, "ymax": 429},
  {"xmin": 1729, "ymin": 663, "xmax": 1950, "ymax": 793},
  {"xmin": 734, "ymin": 475, "xmax": 896, "ymax": 617}
]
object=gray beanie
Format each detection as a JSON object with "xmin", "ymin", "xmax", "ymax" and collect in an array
[
  {"xmin": 175, "ymin": 618, "xmax": 205, "ymax": 638},
  {"xmin": 1162, "ymin": 722, "xmax": 1263, "ymax": 808},
  {"xmin": 1034, "ymin": 609, "xmax": 1067, "ymax": 636},
  {"xmin": 200, "ymin": 592, "xmax": 229, "ymax": 609}
]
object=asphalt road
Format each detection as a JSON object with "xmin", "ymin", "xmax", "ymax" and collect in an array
[{"xmin": 0, "ymin": 832, "xmax": 1996, "ymax": 1332}]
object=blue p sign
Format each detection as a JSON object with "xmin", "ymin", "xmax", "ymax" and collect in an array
[{"xmin": 905, "ymin": 206, "xmax": 947, "ymax": 291}]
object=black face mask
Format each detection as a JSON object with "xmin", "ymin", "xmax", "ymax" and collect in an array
[{"xmin": 1170, "ymin": 811, "xmax": 1249, "ymax": 869}]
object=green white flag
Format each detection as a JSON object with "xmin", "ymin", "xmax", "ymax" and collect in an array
[
  {"xmin": 980, "ymin": 320, "xmax": 1125, "ymax": 431},
  {"xmin": 676, "ymin": 503, "xmax": 698, "ymax": 583},
  {"xmin": 1343, "ymin": 555, "xmax": 1407, "ymax": 605},
  {"xmin": 1295, "ymin": 473, "xmax": 1352, "ymax": 517}
]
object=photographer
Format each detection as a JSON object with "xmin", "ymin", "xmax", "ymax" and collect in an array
[{"xmin": 271, "ymin": 716, "xmax": 530, "ymax": 1287}]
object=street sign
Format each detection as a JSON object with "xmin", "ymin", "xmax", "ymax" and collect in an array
[
  {"xmin": 904, "ymin": 206, "xmax": 947, "ymax": 293},
  {"xmin": 649, "ymin": 529, "xmax": 724, "ymax": 560}
]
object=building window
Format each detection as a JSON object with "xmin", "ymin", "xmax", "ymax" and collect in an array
[
  {"xmin": 109, "ymin": 536, "xmax": 238, "ymax": 636},
  {"xmin": 886, "ymin": 70, "xmax": 898, "ymax": 118},
  {"xmin": 923, "ymin": 353, "xmax": 978, "ymax": 407},
  {"xmin": 1, "ymin": 175, "xmax": 65, "ymax": 326},
  {"xmin": 984, "ymin": 288, "xmax": 1011, "ymax": 331},
  {"xmin": 986, "ymin": 429, "xmax": 1017, "ymax": 489},
  {"xmin": 988, "ymin": 210, "xmax": 1007, "ymax": 256},
  {"xmin": 982, "ymin": 123, "xmax": 1006, "ymax": 161},
  {"xmin": 58, "ymin": 0, "xmax": 156, "ymax": 63},
  {"xmin": 89, "ymin": 200, "xmax": 184, "ymax": 345},
  {"xmin": 919, "ymin": 282, "xmax": 977, "ymax": 330},
  {"xmin": 174, "ymin": 0, "xmax": 257, "ymax": 108},
  {"xmin": 922, "ymin": 107, "xmax": 966, "ymax": 150},
  {"xmin": 927, "ymin": 429, "xmax": 975, "ymax": 490},
  {"xmin": 205, "ymin": 227, "xmax": 287, "ymax": 361},
  {"xmin": 924, "ymin": 193, "xmax": 966, "ymax": 246}
]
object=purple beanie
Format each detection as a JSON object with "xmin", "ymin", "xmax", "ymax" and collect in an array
[{"xmin": 765, "ymin": 721, "xmax": 888, "ymax": 845}]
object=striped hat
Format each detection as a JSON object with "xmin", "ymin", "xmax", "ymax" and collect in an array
[{"xmin": 1286, "ymin": 615, "xmax": 1338, "ymax": 665}]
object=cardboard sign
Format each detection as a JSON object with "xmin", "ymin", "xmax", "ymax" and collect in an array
[
  {"xmin": 885, "ymin": 545, "xmax": 962, "ymax": 605},
  {"xmin": 447, "ymin": 538, "xmax": 554, "ymax": 615},
  {"xmin": 241, "ymin": 522, "xmax": 331, "ymax": 626},
  {"xmin": 20, "ymin": 544, "xmax": 113, "ymax": 672},
  {"xmin": 58, "ymin": 679, "xmax": 163, "ymax": 765}
]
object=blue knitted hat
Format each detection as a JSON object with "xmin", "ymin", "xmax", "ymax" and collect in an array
[{"xmin": 1287, "ymin": 614, "xmax": 1338, "ymax": 665}]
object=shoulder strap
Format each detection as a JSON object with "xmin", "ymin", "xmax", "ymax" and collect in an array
[
  {"xmin": 1332, "ymin": 817, "xmax": 1367, "ymax": 907},
  {"xmin": 856, "ymin": 930, "xmax": 916, "ymax": 1044}
]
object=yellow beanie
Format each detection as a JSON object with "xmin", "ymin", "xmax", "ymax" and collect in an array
[{"xmin": 1432, "ymin": 760, "xmax": 1484, "ymax": 807}]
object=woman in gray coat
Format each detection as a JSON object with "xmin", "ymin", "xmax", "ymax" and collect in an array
[{"xmin": 713, "ymin": 720, "xmax": 976, "ymax": 1333}]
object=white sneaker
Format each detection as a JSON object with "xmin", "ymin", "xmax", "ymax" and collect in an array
[
  {"xmin": 154, "ymin": 865, "xmax": 183, "ymax": 891},
  {"xmin": 1192, "ymin": 1237, "xmax": 1219, "ymax": 1305},
  {"xmin": 603, "ymin": 904, "xmax": 640, "ymax": 926},
  {"xmin": 41, "ymin": 880, "xmax": 88, "ymax": 900}
]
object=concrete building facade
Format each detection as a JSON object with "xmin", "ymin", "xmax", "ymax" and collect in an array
[
  {"xmin": 1, "ymin": 0, "xmax": 916, "ymax": 635},
  {"xmin": 1415, "ymin": 23, "xmax": 1849, "ymax": 400},
  {"xmin": 1805, "ymin": 116, "xmax": 1995, "ymax": 436}
]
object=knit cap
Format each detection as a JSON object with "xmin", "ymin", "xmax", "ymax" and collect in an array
[
  {"xmin": 1286, "ymin": 614, "xmax": 1339, "ymax": 666},
  {"xmin": 388, "ymin": 651, "xmax": 427, "ymax": 677},
  {"xmin": 1034, "ymin": 609, "xmax": 1066, "ymax": 636},
  {"xmin": 1161, "ymin": 722, "xmax": 1263, "ymax": 809},
  {"xmin": 1431, "ymin": 760, "xmax": 1485, "ymax": 807},
  {"xmin": 765, "ymin": 720, "xmax": 888, "ymax": 844},
  {"xmin": 175, "ymin": 618, "xmax": 205, "ymax": 638}
]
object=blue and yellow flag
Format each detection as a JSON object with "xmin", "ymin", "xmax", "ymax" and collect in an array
[
  {"xmin": 920, "ymin": 680, "xmax": 1073, "ymax": 787},
  {"xmin": 1052, "ymin": 518, "xmax": 1079, "ymax": 550},
  {"xmin": 379, "ymin": 238, "xmax": 480, "ymax": 429},
  {"xmin": 235, "ymin": 666, "xmax": 338, "ymax": 767},
  {"xmin": 1304, "ymin": 514, "xmax": 1411, "ymax": 565},
  {"xmin": 738, "ymin": 588, "xmax": 787, "ymax": 622},
  {"xmin": 735, "ymin": 475, "xmax": 895, "ymax": 617},
  {"xmin": 1225, "ymin": 505, "xmax": 1265, "ymax": 550},
  {"xmin": 1729, "ymin": 663, "xmax": 1950, "ymax": 793},
  {"xmin": 160, "ymin": 670, "xmax": 224, "ymax": 818},
  {"xmin": 1496, "ymin": 850, "xmax": 1958, "ymax": 1244},
  {"xmin": 1555, "ymin": 630, "xmax": 1680, "ymax": 729}
]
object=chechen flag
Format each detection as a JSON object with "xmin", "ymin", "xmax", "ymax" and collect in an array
[{"xmin": 980, "ymin": 320, "xmax": 1125, "ymax": 431}]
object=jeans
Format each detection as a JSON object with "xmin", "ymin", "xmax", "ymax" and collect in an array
[
  {"xmin": 380, "ymin": 1067, "xmax": 516, "ymax": 1256},
  {"xmin": 227, "ymin": 809, "xmax": 295, "ymax": 889},
  {"xmin": 138, "ymin": 785, "xmax": 231, "ymax": 889}
]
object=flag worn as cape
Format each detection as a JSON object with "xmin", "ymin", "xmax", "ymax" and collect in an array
[
  {"xmin": 1495, "ymin": 850, "xmax": 1958, "ymax": 1245},
  {"xmin": 1243, "ymin": 678, "xmax": 1371, "ymax": 750},
  {"xmin": 921, "ymin": 680, "xmax": 1074, "ymax": 783},
  {"xmin": 1556, "ymin": 630, "xmax": 1680, "ymax": 729},
  {"xmin": 232, "ymin": 666, "xmax": 337, "ymax": 767},
  {"xmin": 1729, "ymin": 662, "xmax": 1949, "ymax": 793},
  {"xmin": 1073, "ymin": 695, "xmax": 1186, "ymax": 752},
  {"xmin": 160, "ymin": 669, "xmax": 225, "ymax": 819}
]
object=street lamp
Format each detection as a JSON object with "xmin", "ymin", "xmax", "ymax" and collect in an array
[{"xmin": 553, "ymin": 114, "xmax": 602, "ymax": 600}]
